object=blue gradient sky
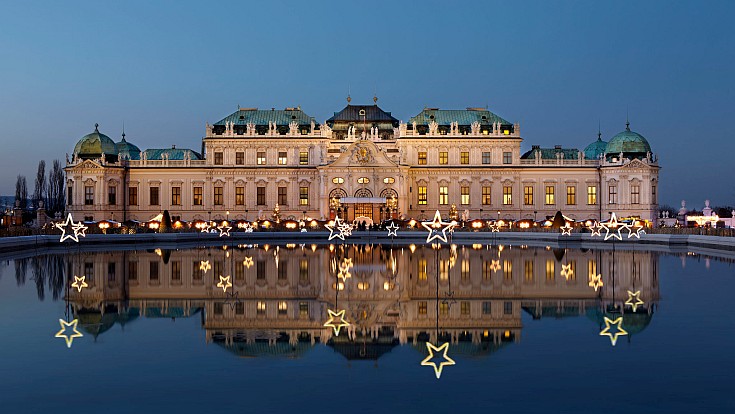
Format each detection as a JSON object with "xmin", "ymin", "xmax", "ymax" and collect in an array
[{"xmin": 1, "ymin": 1, "xmax": 733, "ymax": 208}]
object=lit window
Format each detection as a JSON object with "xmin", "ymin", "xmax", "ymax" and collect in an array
[
  {"xmin": 503, "ymin": 260, "xmax": 512, "ymax": 280},
  {"xmin": 278, "ymin": 151, "xmax": 287, "ymax": 165},
  {"xmin": 461, "ymin": 186, "xmax": 470, "ymax": 205},
  {"xmin": 566, "ymin": 185, "xmax": 576, "ymax": 205},
  {"xmin": 257, "ymin": 151, "xmax": 266, "ymax": 165},
  {"xmin": 524, "ymin": 261, "xmax": 534, "ymax": 283},
  {"xmin": 357, "ymin": 177, "xmax": 370, "ymax": 184},
  {"xmin": 84, "ymin": 186, "xmax": 94, "ymax": 205},
  {"xmin": 439, "ymin": 186, "xmax": 448, "ymax": 205},
  {"xmin": 418, "ymin": 186, "xmax": 427, "ymax": 205},
  {"xmin": 193, "ymin": 186, "xmax": 203, "ymax": 206},
  {"xmin": 257, "ymin": 301, "xmax": 266, "ymax": 315},
  {"xmin": 609, "ymin": 185, "xmax": 617, "ymax": 205},
  {"xmin": 546, "ymin": 260, "xmax": 555, "ymax": 281},
  {"xmin": 418, "ymin": 152, "xmax": 427, "ymax": 165},
  {"xmin": 300, "ymin": 187, "xmax": 309, "ymax": 206},
  {"xmin": 545, "ymin": 185, "xmax": 555, "ymax": 205},
  {"xmin": 383, "ymin": 177, "xmax": 395, "ymax": 184},
  {"xmin": 460, "ymin": 151, "xmax": 469, "ymax": 164},
  {"xmin": 299, "ymin": 151, "xmax": 308, "ymax": 165},
  {"xmin": 418, "ymin": 301, "xmax": 427, "ymax": 315},
  {"xmin": 524, "ymin": 186, "xmax": 533, "ymax": 205},
  {"xmin": 587, "ymin": 186, "xmax": 597, "ymax": 205},
  {"xmin": 332, "ymin": 177, "xmax": 344, "ymax": 184},
  {"xmin": 439, "ymin": 151, "xmax": 448, "ymax": 165},
  {"xmin": 503, "ymin": 186, "xmax": 512, "ymax": 205},
  {"xmin": 278, "ymin": 301, "xmax": 287, "ymax": 315},
  {"xmin": 236, "ymin": 186, "xmax": 245, "ymax": 205},
  {"xmin": 418, "ymin": 259, "xmax": 427, "ymax": 280},
  {"xmin": 171, "ymin": 186, "xmax": 181, "ymax": 206},
  {"xmin": 482, "ymin": 186, "xmax": 491, "ymax": 205}
]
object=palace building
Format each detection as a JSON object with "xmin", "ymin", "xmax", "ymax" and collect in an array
[{"xmin": 64, "ymin": 99, "xmax": 659, "ymax": 223}]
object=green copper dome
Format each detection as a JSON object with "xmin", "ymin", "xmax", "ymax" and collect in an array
[
  {"xmin": 116, "ymin": 133, "xmax": 141, "ymax": 160},
  {"xmin": 583, "ymin": 133, "xmax": 608, "ymax": 159},
  {"xmin": 605, "ymin": 123, "xmax": 651, "ymax": 159},
  {"xmin": 73, "ymin": 124, "xmax": 118, "ymax": 159}
]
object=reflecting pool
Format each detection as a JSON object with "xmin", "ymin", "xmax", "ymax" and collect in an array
[{"xmin": 1, "ymin": 242, "xmax": 734, "ymax": 413}]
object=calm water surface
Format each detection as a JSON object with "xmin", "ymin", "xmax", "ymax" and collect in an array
[{"xmin": 0, "ymin": 242, "xmax": 733, "ymax": 413}]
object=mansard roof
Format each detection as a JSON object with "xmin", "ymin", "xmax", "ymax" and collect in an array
[
  {"xmin": 521, "ymin": 146, "xmax": 582, "ymax": 160},
  {"xmin": 143, "ymin": 148, "xmax": 202, "ymax": 160},
  {"xmin": 327, "ymin": 104, "xmax": 399, "ymax": 124},
  {"xmin": 409, "ymin": 108, "xmax": 511, "ymax": 126},
  {"xmin": 214, "ymin": 107, "xmax": 315, "ymax": 126}
]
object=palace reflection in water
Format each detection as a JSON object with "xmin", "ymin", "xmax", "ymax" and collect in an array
[{"xmin": 15, "ymin": 244, "xmax": 659, "ymax": 359}]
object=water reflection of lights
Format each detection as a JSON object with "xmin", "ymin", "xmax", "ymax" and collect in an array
[
  {"xmin": 55, "ymin": 319, "xmax": 83, "ymax": 348},
  {"xmin": 599, "ymin": 316, "xmax": 628, "ymax": 346},
  {"xmin": 625, "ymin": 290, "xmax": 644, "ymax": 312},
  {"xmin": 199, "ymin": 260, "xmax": 211, "ymax": 273},
  {"xmin": 560, "ymin": 264, "xmax": 574, "ymax": 280},
  {"xmin": 588, "ymin": 274, "xmax": 604, "ymax": 291},
  {"xmin": 421, "ymin": 342, "xmax": 455, "ymax": 379},
  {"xmin": 71, "ymin": 276, "xmax": 88, "ymax": 292},
  {"xmin": 324, "ymin": 309, "xmax": 350, "ymax": 336}
]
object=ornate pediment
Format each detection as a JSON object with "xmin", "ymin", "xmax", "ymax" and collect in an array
[
  {"xmin": 327, "ymin": 140, "xmax": 398, "ymax": 168},
  {"xmin": 71, "ymin": 159, "xmax": 104, "ymax": 170}
]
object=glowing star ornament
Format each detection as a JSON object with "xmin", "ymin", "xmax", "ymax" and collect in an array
[
  {"xmin": 386, "ymin": 222, "xmax": 399, "ymax": 237},
  {"xmin": 71, "ymin": 276, "xmax": 88, "ymax": 292},
  {"xmin": 560, "ymin": 223, "xmax": 573, "ymax": 235},
  {"xmin": 200, "ymin": 223, "xmax": 212, "ymax": 233},
  {"xmin": 326, "ymin": 217, "xmax": 351, "ymax": 241},
  {"xmin": 199, "ymin": 260, "xmax": 211, "ymax": 273},
  {"xmin": 601, "ymin": 213, "xmax": 630, "ymax": 241},
  {"xmin": 55, "ymin": 319, "xmax": 83, "ymax": 348},
  {"xmin": 216, "ymin": 275, "xmax": 232, "ymax": 292},
  {"xmin": 242, "ymin": 223, "xmax": 253, "ymax": 233},
  {"xmin": 560, "ymin": 264, "xmax": 574, "ymax": 280},
  {"xmin": 421, "ymin": 342, "xmax": 456, "ymax": 379},
  {"xmin": 55, "ymin": 214, "xmax": 88, "ymax": 243},
  {"xmin": 489, "ymin": 223, "xmax": 500, "ymax": 233},
  {"xmin": 324, "ymin": 309, "xmax": 350, "ymax": 336},
  {"xmin": 599, "ymin": 316, "xmax": 628, "ymax": 346},
  {"xmin": 590, "ymin": 221, "xmax": 604, "ymax": 237},
  {"xmin": 627, "ymin": 222, "xmax": 646, "ymax": 239},
  {"xmin": 588, "ymin": 274, "xmax": 604, "ymax": 291},
  {"xmin": 243, "ymin": 256, "xmax": 254, "ymax": 269},
  {"xmin": 490, "ymin": 259, "xmax": 501, "ymax": 272},
  {"xmin": 217, "ymin": 223, "xmax": 232, "ymax": 237},
  {"xmin": 421, "ymin": 210, "xmax": 456, "ymax": 244},
  {"xmin": 625, "ymin": 290, "xmax": 645, "ymax": 312}
]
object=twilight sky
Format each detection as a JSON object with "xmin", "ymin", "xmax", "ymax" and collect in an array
[{"xmin": 0, "ymin": 0, "xmax": 733, "ymax": 209}]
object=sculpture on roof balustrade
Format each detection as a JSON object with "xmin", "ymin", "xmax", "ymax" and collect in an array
[
  {"xmin": 471, "ymin": 121, "xmax": 481, "ymax": 135},
  {"xmin": 428, "ymin": 120, "xmax": 439, "ymax": 136},
  {"xmin": 289, "ymin": 121, "xmax": 299, "ymax": 136}
]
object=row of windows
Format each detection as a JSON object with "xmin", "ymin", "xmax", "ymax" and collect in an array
[
  {"xmin": 416, "ymin": 185, "xmax": 598, "ymax": 206},
  {"xmin": 417, "ymin": 151, "xmax": 513, "ymax": 165},
  {"xmin": 418, "ymin": 300, "xmax": 514, "ymax": 316},
  {"xmin": 416, "ymin": 258, "xmax": 589, "ymax": 283},
  {"xmin": 213, "ymin": 150, "xmax": 309, "ymax": 166},
  {"xmin": 82, "ymin": 185, "xmax": 310, "ymax": 207}
]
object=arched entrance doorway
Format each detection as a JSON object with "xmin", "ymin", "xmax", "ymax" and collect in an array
[
  {"xmin": 329, "ymin": 188, "xmax": 347, "ymax": 219},
  {"xmin": 380, "ymin": 188, "xmax": 398, "ymax": 220},
  {"xmin": 354, "ymin": 188, "xmax": 373, "ymax": 221}
]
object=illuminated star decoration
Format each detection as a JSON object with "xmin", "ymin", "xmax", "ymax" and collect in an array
[
  {"xmin": 324, "ymin": 309, "xmax": 350, "ymax": 336},
  {"xmin": 216, "ymin": 275, "xmax": 232, "ymax": 292},
  {"xmin": 560, "ymin": 264, "xmax": 574, "ymax": 280},
  {"xmin": 601, "ymin": 213, "xmax": 630, "ymax": 241},
  {"xmin": 589, "ymin": 221, "xmax": 603, "ymax": 237},
  {"xmin": 337, "ymin": 259, "xmax": 353, "ymax": 281},
  {"xmin": 55, "ymin": 319, "xmax": 83, "ymax": 348},
  {"xmin": 625, "ymin": 290, "xmax": 645, "ymax": 312},
  {"xmin": 421, "ymin": 342, "xmax": 456, "ymax": 379},
  {"xmin": 217, "ymin": 222, "xmax": 232, "ymax": 237},
  {"xmin": 71, "ymin": 276, "xmax": 89, "ymax": 292},
  {"xmin": 489, "ymin": 222, "xmax": 500, "ymax": 232},
  {"xmin": 199, "ymin": 260, "xmax": 211, "ymax": 273},
  {"xmin": 200, "ymin": 223, "xmax": 211, "ymax": 233},
  {"xmin": 326, "ymin": 216, "xmax": 351, "ymax": 241},
  {"xmin": 627, "ymin": 222, "xmax": 646, "ymax": 239},
  {"xmin": 242, "ymin": 256, "xmax": 254, "ymax": 269},
  {"xmin": 599, "ymin": 316, "xmax": 628, "ymax": 346},
  {"xmin": 588, "ymin": 273, "xmax": 604, "ymax": 291},
  {"xmin": 421, "ymin": 210, "xmax": 456, "ymax": 244},
  {"xmin": 386, "ymin": 221, "xmax": 399, "ymax": 237},
  {"xmin": 242, "ymin": 222, "xmax": 253, "ymax": 233},
  {"xmin": 55, "ymin": 213, "xmax": 88, "ymax": 243},
  {"xmin": 560, "ymin": 222, "xmax": 573, "ymax": 236}
]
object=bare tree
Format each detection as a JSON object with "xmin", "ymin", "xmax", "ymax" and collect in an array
[
  {"xmin": 46, "ymin": 160, "xmax": 65, "ymax": 214},
  {"xmin": 15, "ymin": 175, "xmax": 27, "ymax": 209},
  {"xmin": 33, "ymin": 160, "xmax": 46, "ymax": 209}
]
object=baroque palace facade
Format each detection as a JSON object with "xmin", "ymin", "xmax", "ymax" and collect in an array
[{"xmin": 65, "ymin": 99, "xmax": 660, "ymax": 223}]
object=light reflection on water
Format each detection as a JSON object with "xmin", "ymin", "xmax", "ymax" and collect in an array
[{"xmin": 0, "ymin": 243, "xmax": 733, "ymax": 413}]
